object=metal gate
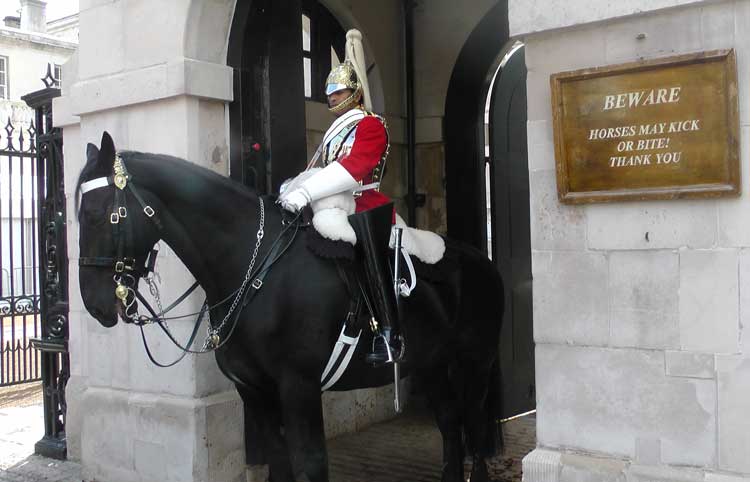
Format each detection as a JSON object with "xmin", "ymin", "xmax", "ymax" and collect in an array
[
  {"xmin": 0, "ymin": 115, "xmax": 41, "ymax": 387},
  {"xmin": 1, "ymin": 71, "xmax": 69, "ymax": 458},
  {"xmin": 22, "ymin": 73, "xmax": 69, "ymax": 459}
]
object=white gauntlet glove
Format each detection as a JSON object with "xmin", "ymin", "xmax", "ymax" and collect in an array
[
  {"xmin": 280, "ymin": 189, "xmax": 311, "ymax": 213},
  {"xmin": 279, "ymin": 162, "xmax": 359, "ymax": 213}
]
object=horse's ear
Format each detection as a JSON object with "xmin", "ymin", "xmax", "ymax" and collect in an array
[
  {"xmin": 86, "ymin": 143, "xmax": 99, "ymax": 162},
  {"xmin": 98, "ymin": 131, "xmax": 116, "ymax": 166}
]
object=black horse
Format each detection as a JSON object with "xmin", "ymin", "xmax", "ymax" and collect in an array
[{"xmin": 77, "ymin": 132, "xmax": 504, "ymax": 482}]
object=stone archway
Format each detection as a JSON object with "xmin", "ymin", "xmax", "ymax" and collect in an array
[{"xmin": 184, "ymin": 0, "xmax": 237, "ymax": 64}]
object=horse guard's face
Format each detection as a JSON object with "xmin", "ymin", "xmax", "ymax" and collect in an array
[{"xmin": 77, "ymin": 133, "xmax": 159, "ymax": 327}]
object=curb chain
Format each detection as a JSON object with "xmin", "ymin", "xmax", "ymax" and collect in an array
[{"xmin": 203, "ymin": 197, "xmax": 265, "ymax": 349}]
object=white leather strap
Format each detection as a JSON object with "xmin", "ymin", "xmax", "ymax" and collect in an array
[
  {"xmin": 80, "ymin": 177, "xmax": 111, "ymax": 194},
  {"xmin": 307, "ymin": 109, "xmax": 366, "ymax": 170},
  {"xmin": 321, "ymin": 323, "xmax": 361, "ymax": 392},
  {"xmin": 322, "ymin": 109, "xmax": 365, "ymax": 146},
  {"xmin": 398, "ymin": 249, "xmax": 417, "ymax": 297},
  {"xmin": 353, "ymin": 182, "xmax": 380, "ymax": 193}
]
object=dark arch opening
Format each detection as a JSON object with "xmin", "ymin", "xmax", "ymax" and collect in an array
[
  {"xmin": 226, "ymin": 0, "xmax": 345, "ymax": 195},
  {"xmin": 227, "ymin": 0, "xmax": 307, "ymax": 194},
  {"xmin": 444, "ymin": 2, "xmax": 535, "ymax": 419},
  {"xmin": 444, "ymin": 1, "xmax": 510, "ymax": 249}
]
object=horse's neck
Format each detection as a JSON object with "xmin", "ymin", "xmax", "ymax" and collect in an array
[{"xmin": 131, "ymin": 158, "xmax": 268, "ymax": 301}]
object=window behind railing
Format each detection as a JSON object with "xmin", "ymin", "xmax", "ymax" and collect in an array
[{"xmin": 0, "ymin": 56, "xmax": 9, "ymax": 100}]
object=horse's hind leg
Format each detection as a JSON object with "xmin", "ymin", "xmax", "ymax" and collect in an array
[
  {"xmin": 236, "ymin": 384, "xmax": 295, "ymax": 482},
  {"xmin": 463, "ymin": 359, "xmax": 501, "ymax": 482},
  {"xmin": 278, "ymin": 375, "xmax": 328, "ymax": 482}
]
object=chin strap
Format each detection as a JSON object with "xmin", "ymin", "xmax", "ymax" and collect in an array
[{"xmin": 328, "ymin": 89, "xmax": 363, "ymax": 115}]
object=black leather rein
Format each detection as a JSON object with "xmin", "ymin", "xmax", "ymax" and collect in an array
[{"xmin": 78, "ymin": 154, "xmax": 303, "ymax": 366}]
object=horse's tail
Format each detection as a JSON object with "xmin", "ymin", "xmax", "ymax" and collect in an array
[
  {"xmin": 488, "ymin": 260, "xmax": 505, "ymax": 455},
  {"xmin": 486, "ymin": 355, "xmax": 504, "ymax": 456},
  {"xmin": 473, "ymin": 250, "xmax": 505, "ymax": 456}
]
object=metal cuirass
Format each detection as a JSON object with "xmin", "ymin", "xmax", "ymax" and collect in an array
[{"xmin": 321, "ymin": 113, "xmax": 390, "ymax": 187}]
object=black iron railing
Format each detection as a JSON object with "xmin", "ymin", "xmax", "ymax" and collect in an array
[
  {"xmin": 22, "ymin": 67, "xmax": 69, "ymax": 459},
  {"xmin": 0, "ymin": 117, "xmax": 42, "ymax": 387}
]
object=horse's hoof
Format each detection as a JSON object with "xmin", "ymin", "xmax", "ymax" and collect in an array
[
  {"xmin": 441, "ymin": 463, "xmax": 464, "ymax": 482},
  {"xmin": 469, "ymin": 457, "xmax": 489, "ymax": 482}
]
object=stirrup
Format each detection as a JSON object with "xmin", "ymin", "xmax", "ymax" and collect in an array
[{"xmin": 366, "ymin": 332, "xmax": 403, "ymax": 366}]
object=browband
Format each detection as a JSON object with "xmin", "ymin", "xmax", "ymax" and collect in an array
[{"xmin": 81, "ymin": 176, "xmax": 111, "ymax": 194}]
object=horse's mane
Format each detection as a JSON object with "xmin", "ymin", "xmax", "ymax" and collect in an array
[{"xmin": 75, "ymin": 150, "xmax": 260, "ymax": 219}]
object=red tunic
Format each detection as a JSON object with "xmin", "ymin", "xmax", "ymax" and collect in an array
[{"xmin": 337, "ymin": 116, "xmax": 392, "ymax": 217}]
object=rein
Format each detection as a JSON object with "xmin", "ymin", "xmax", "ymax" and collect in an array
[{"xmin": 79, "ymin": 154, "xmax": 302, "ymax": 366}]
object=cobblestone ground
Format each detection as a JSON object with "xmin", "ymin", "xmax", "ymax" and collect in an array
[
  {"xmin": 327, "ymin": 407, "xmax": 535, "ymax": 482},
  {"xmin": 1, "ymin": 383, "xmax": 535, "ymax": 482}
]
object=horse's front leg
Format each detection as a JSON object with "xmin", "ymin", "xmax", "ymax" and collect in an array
[
  {"xmin": 236, "ymin": 384, "xmax": 295, "ymax": 482},
  {"xmin": 278, "ymin": 374, "xmax": 328, "ymax": 482}
]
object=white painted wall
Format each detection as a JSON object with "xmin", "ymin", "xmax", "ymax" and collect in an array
[
  {"xmin": 0, "ymin": 26, "xmax": 75, "ymax": 145},
  {"xmin": 0, "ymin": 28, "xmax": 75, "ymax": 101},
  {"xmin": 519, "ymin": 0, "xmax": 750, "ymax": 481}
]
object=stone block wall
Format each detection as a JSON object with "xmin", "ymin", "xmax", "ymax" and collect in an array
[{"xmin": 515, "ymin": 0, "xmax": 750, "ymax": 480}]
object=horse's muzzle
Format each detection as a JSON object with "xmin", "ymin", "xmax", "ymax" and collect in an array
[{"xmin": 89, "ymin": 305, "xmax": 118, "ymax": 327}]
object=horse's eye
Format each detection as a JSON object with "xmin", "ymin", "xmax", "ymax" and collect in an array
[{"xmin": 83, "ymin": 205, "xmax": 108, "ymax": 225}]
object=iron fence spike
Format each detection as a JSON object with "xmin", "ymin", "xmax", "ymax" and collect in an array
[{"xmin": 41, "ymin": 63, "xmax": 58, "ymax": 88}]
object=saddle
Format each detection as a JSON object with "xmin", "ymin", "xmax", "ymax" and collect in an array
[{"xmin": 281, "ymin": 169, "xmax": 446, "ymax": 265}]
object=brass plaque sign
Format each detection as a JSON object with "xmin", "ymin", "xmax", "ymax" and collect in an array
[{"xmin": 551, "ymin": 50, "xmax": 739, "ymax": 203}]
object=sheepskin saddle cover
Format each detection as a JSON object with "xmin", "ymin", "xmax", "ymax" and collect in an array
[{"xmin": 283, "ymin": 169, "xmax": 445, "ymax": 264}]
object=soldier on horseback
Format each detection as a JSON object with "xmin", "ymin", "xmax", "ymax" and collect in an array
[{"xmin": 278, "ymin": 29, "xmax": 402, "ymax": 365}]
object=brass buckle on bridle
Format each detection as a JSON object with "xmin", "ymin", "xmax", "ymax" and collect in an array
[{"xmin": 114, "ymin": 257, "xmax": 135, "ymax": 273}]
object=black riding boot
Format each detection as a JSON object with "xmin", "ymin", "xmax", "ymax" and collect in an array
[{"xmin": 348, "ymin": 203, "xmax": 403, "ymax": 365}]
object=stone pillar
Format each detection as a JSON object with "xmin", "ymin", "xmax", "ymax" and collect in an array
[
  {"xmin": 58, "ymin": 1, "xmax": 244, "ymax": 481},
  {"xmin": 511, "ymin": 1, "xmax": 750, "ymax": 481}
]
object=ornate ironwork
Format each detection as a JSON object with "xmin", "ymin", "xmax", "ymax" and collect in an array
[
  {"xmin": 22, "ymin": 84, "xmax": 68, "ymax": 460},
  {"xmin": 0, "ymin": 116, "xmax": 42, "ymax": 388}
]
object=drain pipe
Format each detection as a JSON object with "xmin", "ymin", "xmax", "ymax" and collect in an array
[{"xmin": 404, "ymin": 0, "xmax": 417, "ymax": 226}]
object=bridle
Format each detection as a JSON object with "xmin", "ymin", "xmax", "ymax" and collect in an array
[
  {"xmin": 79, "ymin": 154, "xmax": 165, "ymax": 319},
  {"xmin": 79, "ymin": 154, "xmax": 302, "ymax": 366}
]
